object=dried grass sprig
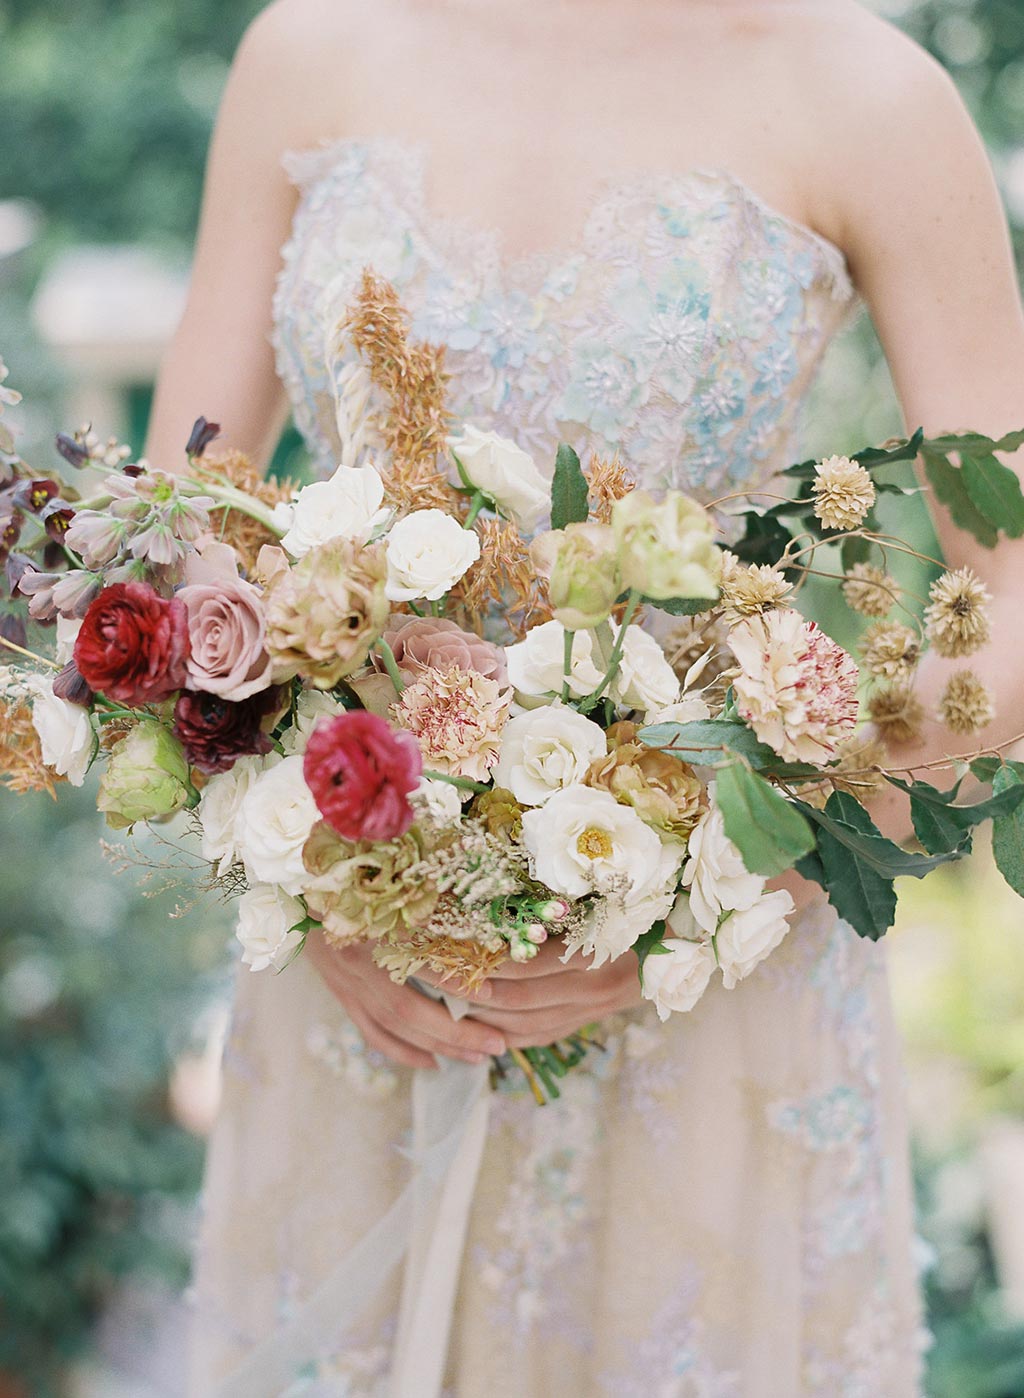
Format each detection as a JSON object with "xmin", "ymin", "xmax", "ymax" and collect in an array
[
  {"xmin": 584, "ymin": 451, "xmax": 635, "ymax": 523},
  {"xmin": 0, "ymin": 694, "xmax": 58, "ymax": 796},
  {"xmin": 452, "ymin": 516, "xmax": 552, "ymax": 639},
  {"xmin": 192, "ymin": 448, "xmax": 298, "ymax": 575}
]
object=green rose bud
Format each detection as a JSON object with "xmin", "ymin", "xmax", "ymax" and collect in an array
[
  {"xmin": 97, "ymin": 723, "xmax": 194, "ymax": 830},
  {"xmin": 611, "ymin": 489, "xmax": 721, "ymax": 602},
  {"xmin": 530, "ymin": 522, "xmax": 621, "ymax": 630}
]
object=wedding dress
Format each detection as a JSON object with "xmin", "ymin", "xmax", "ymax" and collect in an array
[{"xmin": 185, "ymin": 134, "xmax": 928, "ymax": 1396}]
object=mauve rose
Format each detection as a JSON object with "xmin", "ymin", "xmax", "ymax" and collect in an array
[
  {"xmin": 378, "ymin": 615, "xmax": 507, "ymax": 687},
  {"xmin": 178, "ymin": 574, "xmax": 273, "ymax": 701},
  {"xmin": 303, "ymin": 711, "xmax": 422, "ymax": 841},
  {"xmin": 74, "ymin": 581, "xmax": 189, "ymax": 706},
  {"xmin": 173, "ymin": 685, "xmax": 286, "ymax": 774}
]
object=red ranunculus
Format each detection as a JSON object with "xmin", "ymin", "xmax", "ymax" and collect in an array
[
  {"xmin": 303, "ymin": 711, "xmax": 423, "ymax": 842},
  {"xmin": 74, "ymin": 581, "xmax": 190, "ymax": 707},
  {"xmin": 173, "ymin": 686, "xmax": 285, "ymax": 775}
]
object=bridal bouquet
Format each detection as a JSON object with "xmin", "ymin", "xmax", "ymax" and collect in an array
[{"xmin": 3, "ymin": 271, "xmax": 1024, "ymax": 1101}]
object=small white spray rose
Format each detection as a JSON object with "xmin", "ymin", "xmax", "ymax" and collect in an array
[
  {"xmin": 681, "ymin": 786, "xmax": 764, "ymax": 934},
  {"xmin": 610, "ymin": 624, "xmax": 681, "ymax": 717},
  {"xmin": 234, "ymin": 755, "xmax": 319, "ymax": 895},
  {"xmin": 280, "ymin": 463, "xmax": 389, "ymax": 559},
  {"xmin": 384, "ymin": 509, "xmax": 481, "ymax": 602},
  {"xmin": 27, "ymin": 677, "xmax": 95, "ymax": 786},
  {"xmin": 493, "ymin": 705, "xmax": 607, "ymax": 806},
  {"xmin": 197, "ymin": 755, "xmax": 269, "ymax": 875},
  {"xmin": 715, "ymin": 888, "xmax": 795, "ymax": 989},
  {"xmin": 411, "ymin": 777, "xmax": 464, "ymax": 825},
  {"xmin": 505, "ymin": 620, "xmax": 604, "ymax": 700},
  {"xmin": 235, "ymin": 885, "xmax": 306, "ymax": 972},
  {"xmin": 447, "ymin": 424, "xmax": 550, "ymax": 533},
  {"xmin": 641, "ymin": 937, "xmax": 717, "ymax": 1020}
]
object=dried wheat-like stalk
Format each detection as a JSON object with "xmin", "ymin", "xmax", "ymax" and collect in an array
[
  {"xmin": 0, "ymin": 696, "xmax": 58, "ymax": 796},
  {"xmin": 334, "ymin": 268, "xmax": 462, "ymax": 516},
  {"xmin": 193, "ymin": 448, "xmax": 298, "ymax": 575},
  {"xmin": 374, "ymin": 930, "xmax": 509, "ymax": 993},
  {"xmin": 452, "ymin": 516, "xmax": 552, "ymax": 640},
  {"xmin": 584, "ymin": 451, "xmax": 635, "ymax": 523}
]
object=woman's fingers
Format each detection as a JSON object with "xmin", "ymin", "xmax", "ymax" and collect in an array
[
  {"xmin": 347, "ymin": 1004, "xmax": 439, "ymax": 1071},
  {"xmin": 486, "ymin": 940, "xmax": 590, "ymax": 980},
  {"xmin": 367, "ymin": 979, "xmax": 507, "ymax": 1062}
]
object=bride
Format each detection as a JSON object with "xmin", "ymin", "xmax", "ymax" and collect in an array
[{"xmin": 147, "ymin": 0, "xmax": 1024, "ymax": 1392}]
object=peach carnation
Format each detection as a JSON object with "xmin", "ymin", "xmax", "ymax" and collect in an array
[
  {"xmin": 393, "ymin": 665, "xmax": 512, "ymax": 782},
  {"xmin": 730, "ymin": 611, "xmax": 860, "ymax": 763}
]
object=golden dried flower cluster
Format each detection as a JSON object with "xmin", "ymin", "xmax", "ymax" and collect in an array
[
  {"xmin": 335, "ymin": 268, "xmax": 461, "ymax": 517},
  {"xmin": 923, "ymin": 566, "xmax": 992, "ymax": 657},
  {"xmin": 858, "ymin": 620, "xmax": 920, "ymax": 682},
  {"xmin": 937, "ymin": 669, "xmax": 995, "ymax": 735},
  {"xmin": 867, "ymin": 683, "xmax": 925, "ymax": 747},
  {"xmin": 718, "ymin": 551, "xmax": 792, "ymax": 625},
  {"xmin": 811, "ymin": 454, "xmax": 876, "ymax": 531},
  {"xmin": 841, "ymin": 562, "xmax": 898, "ymax": 618}
]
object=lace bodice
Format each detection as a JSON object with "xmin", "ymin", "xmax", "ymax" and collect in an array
[{"xmin": 272, "ymin": 134, "xmax": 861, "ymax": 499}]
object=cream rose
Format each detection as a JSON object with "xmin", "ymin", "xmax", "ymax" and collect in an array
[
  {"xmin": 505, "ymin": 620, "xmax": 604, "ymax": 700},
  {"xmin": 611, "ymin": 488, "xmax": 721, "ymax": 601},
  {"xmin": 446, "ymin": 424, "xmax": 550, "ymax": 533},
  {"xmin": 28, "ymin": 677, "xmax": 95, "ymax": 786},
  {"xmin": 280, "ymin": 463, "xmax": 389, "ymax": 559},
  {"xmin": 197, "ymin": 755, "xmax": 268, "ymax": 875},
  {"xmin": 235, "ymin": 885, "xmax": 306, "ymax": 972},
  {"xmin": 493, "ymin": 705, "xmax": 607, "ymax": 807},
  {"xmin": 522, "ymin": 785, "xmax": 678, "ymax": 900},
  {"xmin": 715, "ymin": 888, "xmax": 795, "ymax": 989},
  {"xmin": 234, "ymin": 754, "xmax": 320, "ymax": 895},
  {"xmin": 641, "ymin": 937, "xmax": 717, "ymax": 1020},
  {"xmin": 411, "ymin": 777, "xmax": 464, "ymax": 826},
  {"xmin": 384, "ymin": 509, "xmax": 481, "ymax": 602},
  {"xmin": 569, "ymin": 882, "xmax": 679, "ymax": 968},
  {"xmin": 681, "ymin": 787, "xmax": 764, "ymax": 934},
  {"xmin": 611, "ymin": 624, "xmax": 681, "ymax": 717}
]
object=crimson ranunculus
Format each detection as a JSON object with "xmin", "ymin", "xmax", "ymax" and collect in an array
[
  {"xmin": 173, "ymin": 686, "xmax": 286, "ymax": 774},
  {"xmin": 75, "ymin": 582, "xmax": 189, "ymax": 706},
  {"xmin": 303, "ymin": 711, "xmax": 423, "ymax": 841}
]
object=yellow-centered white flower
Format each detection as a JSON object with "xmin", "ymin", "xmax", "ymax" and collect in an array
[{"xmin": 384, "ymin": 508, "xmax": 481, "ymax": 602}]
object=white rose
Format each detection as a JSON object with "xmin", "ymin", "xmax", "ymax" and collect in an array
[
  {"xmin": 493, "ymin": 705, "xmax": 607, "ymax": 806},
  {"xmin": 279, "ymin": 689, "xmax": 346, "ymax": 756},
  {"xmin": 235, "ymin": 884, "xmax": 306, "ymax": 972},
  {"xmin": 522, "ymin": 785, "xmax": 678, "ymax": 900},
  {"xmin": 611, "ymin": 624, "xmax": 681, "ymax": 717},
  {"xmin": 715, "ymin": 888, "xmax": 795, "ymax": 989},
  {"xmin": 234, "ymin": 755, "xmax": 319, "ymax": 895},
  {"xmin": 681, "ymin": 785, "xmax": 764, "ymax": 933},
  {"xmin": 641, "ymin": 937, "xmax": 717, "ymax": 1020},
  {"xmin": 505, "ymin": 620, "xmax": 603, "ymax": 700},
  {"xmin": 384, "ymin": 509, "xmax": 481, "ymax": 602},
  {"xmin": 198, "ymin": 755, "xmax": 268, "ymax": 875},
  {"xmin": 280, "ymin": 463, "xmax": 389, "ymax": 559},
  {"xmin": 643, "ymin": 692, "xmax": 712, "ymax": 726},
  {"xmin": 411, "ymin": 777, "xmax": 464, "ymax": 825},
  {"xmin": 446, "ymin": 424, "xmax": 551, "ymax": 534},
  {"xmin": 28, "ymin": 678, "xmax": 95, "ymax": 786},
  {"xmin": 55, "ymin": 615, "xmax": 83, "ymax": 666}
]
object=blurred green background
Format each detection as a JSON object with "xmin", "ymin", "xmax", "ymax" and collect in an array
[{"xmin": 0, "ymin": 0, "xmax": 1022, "ymax": 1393}]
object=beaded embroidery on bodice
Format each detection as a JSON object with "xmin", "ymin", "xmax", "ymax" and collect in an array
[{"xmin": 272, "ymin": 134, "xmax": 860, "ymax": 501}]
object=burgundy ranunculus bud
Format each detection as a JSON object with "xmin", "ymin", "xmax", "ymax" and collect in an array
[
  {"xmin": 53, "ymin": 660, "xmax": 94, "ymax": 707},
  {"xmin": 172, "ymin": 685, "xmax": 283, "ymax": 774},
  {"xmin": 56, "ymin": 432, "xmax": 90, "ymax": 469},
  {"xmin": 185, "ymin": 417, "xmax": 221, "ymax": 459}
]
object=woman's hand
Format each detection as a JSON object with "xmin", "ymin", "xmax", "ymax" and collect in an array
[
  {"xmin": 420, "ymin": 939, "xmax": 645, "ymax": 1050},
  {"xmin": 305, "ymin": 931, "xmax": 507, "ymax": 1070}
]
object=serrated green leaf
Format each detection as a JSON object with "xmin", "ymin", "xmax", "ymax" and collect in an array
[
  {"xmin": 884, "ymin": 773, "xmax": 1024, "ymax": 854},
  {"xmin": 796, "ymin": 791, "xmax": 967, "ymax": 879},
  {"xmin": 643, "ymin": 592, "xmax": 719, "ymax": 616},
  {"xmin": 550, "ymin": 443, "xmax": 589, "ymax": 530},
  {"xmin": 715, "ymin": 761, "xmax": 815, "ymax": 877},
  {"xmin": 729, "ymin": 510, "xmax": 795, "ymax": 569},
  {"xmin": 637, "ymin": 719, "xmax": 778, "ymax": 769},
  {"xmin": 926, "ymin": 428, "xmax": 1024, "ymax": 455},
  {"xmin": 960, "ymin": 452, "xmax": 1024, "ymax": 537},
  {"xmin": 814, "ymin": 810, "xmax": 897, "ymax": 940},
  {"xmin": 992, "ymin": 766, "xmax": 1024, "ymax": 897},
  {"xmin": 970, "ymin": 756, "xmax": 1024, "ymax": 785},
  {"xmin": 921, "ymin": 450, "xmax": 997, "ymax": 548}
]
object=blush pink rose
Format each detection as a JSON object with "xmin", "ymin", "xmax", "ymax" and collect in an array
[
  {"xmin": 378, "ymin": 615, "xmax": 507, "ymax": 687},
  {"xmin": 303, "ymin": 711, "xmax": 423, "ymax": 841},
  {"xmin": 177, "ymin": 541, "xmax": 273, "ymax": 701}
]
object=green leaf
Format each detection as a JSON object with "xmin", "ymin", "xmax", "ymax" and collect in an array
[
  {"xmin": 715, "ymin": 761, "xmax": 815, "ymax": 877},
  {"xmin": 633, "ymin": 919, "xmax": 669, "ymax": 984},
  {"xmin": 970, "ymin": 756, "xmax": 1024, "ymax": 785},
  {"xmin": 637, "ymin": 719, "xmax": 778, "ymax": 769},
  {"xmin": 814, "ymin": 806, "xmax": 897, "ymax": 941},
  {"xmin": 729, "ymin": 510, "xmax": 795, "ymax": 569},
  {"xmin": 960, "ymin": 452, "xmax": 1024, "ymax": 537},
  {"xmin": 796, "ymin": 791, "xmax": 967, "ymax": 879},
  {"xmin": 921, "ymin": 449, "xmax": 998, "ymax": 548},
  {"xmin": 926, "ymin": 428, "xmax": 1024, "ymax": 456},
  {"xmin": 794, "ymin": 847, "xmax": 826, "ymax": 888},
  {"xmin": 643, "ymin": 592, "xmax": 719, "ymax": 616},
  {"xmin": 840, "ymin": 535, "xmax": 872, "ymax": 570},
  {"xmin": 884, "ymin": 774, "xmax": 1024, "ymax": 854},
  {"xmin": 550, "ymin": 443, "xmax": 589, "ymax": 530},
  {"xmin": 992, "ymin": 766, "xmax": 1024, "ymax": 898}
]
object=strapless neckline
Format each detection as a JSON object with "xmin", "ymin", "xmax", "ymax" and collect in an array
[{"xmin": 280, "ymin": 132, "xmax": 856, "ymax": 301}]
